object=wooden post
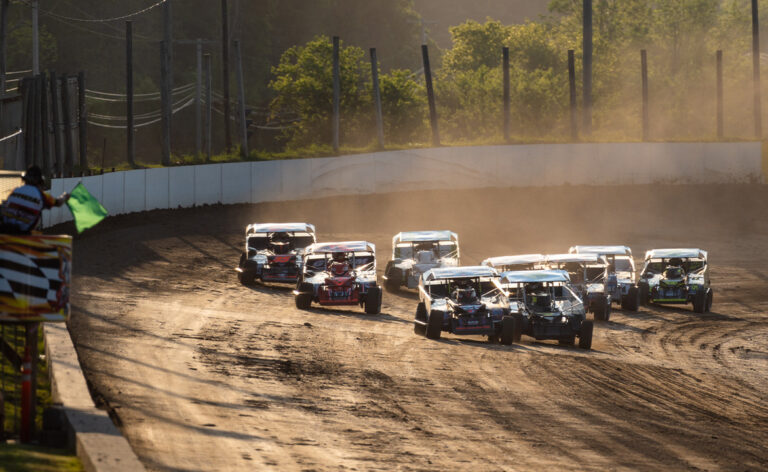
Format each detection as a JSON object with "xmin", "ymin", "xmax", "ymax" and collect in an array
[
  {"xmin": 641, "ymin": 49, "xmax": 649, "ymax": 141},
  {"xmin": 221, "ymin": 0, "xmax": 231, "ymax": 152},
  {"xmin": 205, "ymin": 53, "xmax": 212, "ymax": 162},
  {"xmin": 33, "ymin": 76, "xmax": 42, "ymax": 167},
  {"xmin": 49, "ymin": 70, "xmax": 62, "ymax": 175},
  {"xmin": 163, "ymin": 0, "xmax": 173, "ymax": 144},
  {"xmin": 21, "ymin": 78, "xmax": 34, "ymax": 169},
  {"xmin": 39, "ymin": 72, "xmax": 50, "ymax": 172},
  {"xmin": 370, "ymin": 48, "xmax": 385, "ymax": 149},
  {"xmin": 61, "ymin": 75, "xmax": 74, "ymax": 175},
  {"xmin": 568, "ymin": 50, "xmax": 578, "ymax": 140},
  {"xmin": 126, "ymin": 22, "xmax": 135, "ymax": 167},
  {"xmin": 101, "ymin": 137, "xmax": 106, "ymax": 170},
  {"xmin": 332, "ymin": 36, "xmax": 340, "ymax": 153},
  {"xmin": 160, "ymin": 41, "xmax": 171, "ymax": 166},
  {"xmin": 77, "ymin": 71, "xmax": 87, "ymax": 170},
  {"xmin": 0, "ymin": 0, "xmax": 8, "ymax": 95},
  {"xmin": 195, "ymin": 38, "xmax": 202, "ymax": 158},
  {"xmin": 503, "ymin": 46, "xmax": 510, "ymax": 143},
  {"xmin": 234, "ymin": 40, "xmax": 248, "ymax": 158},
  {"xmin": 422, "ymin": 44, "xmax": 440, "ymax": 146},
  {"xmin": 582, "ymin": 0, "xmax": 593, "ymax": 137},
  {"xmin": 752, "ymin": 0, "xmax": 761, "ymax": 138},
  {"xmin": 716, "ymin": 50, "xmax": 723, "ymax": 139}
]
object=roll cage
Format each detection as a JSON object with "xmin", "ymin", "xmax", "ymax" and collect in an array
[{"xmin": 392, "ymin": 231, "xmax": 459, "ymax": 261}]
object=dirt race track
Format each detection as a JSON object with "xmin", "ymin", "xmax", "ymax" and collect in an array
[{"xmin": 63, "ymin": 184, "xmax": 768, "ymax": 471}]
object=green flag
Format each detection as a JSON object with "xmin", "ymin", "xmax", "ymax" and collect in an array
[{"xmin": 66, "ymin": 183, "xmax": 108, "ymax": 233}]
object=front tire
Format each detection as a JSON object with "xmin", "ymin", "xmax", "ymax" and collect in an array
[
  {"xmin": 500, "ymin": 316, "xmax": 517, "ymax": 346},
  {"xmin": 295, "ymin": 292, "xmax": 312, "ymax": 310},
  {"xmin": 364, "ymin": 287, "xmax": 382, "ymax": 314},
  {"xmin": 692, "ymin": 290, "xmax": 707, "ymax": 313},
  {"xmin": 622, "ymin": 286, "xmax": 640, "ymax": 311},
  {"xmin": 384, "ymin": 266, "xmax": 402, "ymax": 292},
  {"xmin": 414, "ymin": 302, "xmax": 427, "ymax": 335},
  {"xmin": 426, "ymin": 310, "xmax": 443, "ymax": 340},
  {"xmin": 578, "ymin": 320, "xmax": 593, "ymax": 350},
  {"xmin": 593, "ymin": 297, "xmax": 611, "ymax": 322}
]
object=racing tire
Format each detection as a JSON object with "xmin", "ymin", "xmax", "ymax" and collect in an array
[
  {"xmin": 425, "ymin": 310, "xmax": 443, "ymax": 340},
  {"xmin": 593, "ymin": 297, "xmax": 610, "ymax": 322},
  {"xmin": 638, "ymin": 282, "xmax": 650, "ymax": 306},
  {"xmin": 384, "ymin": 267, "xmax": 402, "ymax": 293},
  {"xmin": 706, "ymin": 289, "xmax": 713, "ymax": 312},
  {"xmin": 364, "ymin": 287, "xmax": 382, "ymax": 315},
  {"xmin": 578, "ymin": 320, "xmax": 593, "ymax": 350},
  {"xmin": 295, "ymin": 292, "xmax": 312, "ymax": 310},
  {"xmin": 692, "ymin": 290, "xmax": 707, "ymax": 314},
  {"xmin": 622, "ymin": 286, "xmax": 640, "ymax": 312},
  {"xmin": 512, "ymin": 313, "xmax": 523, "ymax": 342},
  {"xmin": 558, "ymin": 336, "xmax": 575, "ymax": 346},
  {"xmin": 414, "ymin": 302, "xmax": 427, "ymax": 335},
  {"xmin": 500, "ymin": 317, "xmax": 517, "ymax": 346}
]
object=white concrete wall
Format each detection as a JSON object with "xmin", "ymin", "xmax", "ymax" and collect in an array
[{"xmin": 42, "ymin": 142, "xmax": 764, "ymax": 228}]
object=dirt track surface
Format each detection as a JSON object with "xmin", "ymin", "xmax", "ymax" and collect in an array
[{"xmin": 65, "ymin": 185, "xmax": 768, "ymax": 471}]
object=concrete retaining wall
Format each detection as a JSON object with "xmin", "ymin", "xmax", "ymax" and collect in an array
[{"xmin": 42, "ymin": 142, "xmax": 764, "ymax": 228}]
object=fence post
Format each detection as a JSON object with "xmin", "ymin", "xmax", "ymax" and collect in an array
[
  {"xmin": 60, "ymin": 75, "xmax": 74, "ymax": 175},
  {"xmin": 234, "ymin": 40, "xmax": 248, "ymax": 158},
  {"xmin": 77, "ymin": 71, "xmax": 87, "ymax": 170},
  {"xmin": 205, "ymin": 53, "xmax": 212, "ymax": 162},
  {"xmin": 332, "ymin": 36, "xmax": 340, "ymax": 153},
  {"xmin": 221, "ymin": 0, "xmax": 231, "ymax": 152},
  {"xmin": 716, "ymin": 50, "xmax": 723, "ymax": 139},
  {"xmin": 641, "ymin": 49, "xmax": 649, "ymax": 141},
  {"xmin": 40, "ymin": 72, "xmax": 50, "ymax": 172},
  {"xmin": 752, "ymin": 0, "xmax": 762, "ymax": 138},
  {"xmin": 32, "ymin": 76, "xmax": 42, "ymax": 167},
  {"xmin": 503, "ymin": 46, "xmax": 510, "ymax": 143},
  {"xmin": 568, "ymin": 50, "xmax": 578, "ymax": 141},
  {"xmin": 126, "ymin": 22, "xmax": 135, "ymax": 168},
  {"xmin": 196, "ymin": 38, "xmax": 202, "ymax": 158},
  {"xmin": 21, "ymin": 78, "xmax": 34, "ymax": 169},
  {"xmin": 49, "ymin": 71, "xmax": 62, "ymax": 175},
  {"xmin": 370, "ymin": 48, "xmax": 385, "ymax": 149},
  {"xmin": 582, "ymin": 0, "xmax": 593, "ymax": 137},
  {"xmin": 160, "ymin": 41, "xmax": 171, "ymax": 166},
  {"xmin": 422, "ymin": 44, "xmax": 440, "ymax": 146}
]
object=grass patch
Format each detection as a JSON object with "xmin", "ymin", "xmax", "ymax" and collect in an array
[{"xmin": 0, "ymin": 443, "xmax": 82, "ymax": 471}]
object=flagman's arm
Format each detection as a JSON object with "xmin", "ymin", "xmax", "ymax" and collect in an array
[{"xmin": 42, "ymin": 191, "xmax": 70, "ymax": 209}]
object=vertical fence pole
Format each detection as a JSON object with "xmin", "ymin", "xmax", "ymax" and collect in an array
[
  {"xmin": 503, "ymin": 46, "xmax": 510, "ymax": 143},
  {"xmin": 61, "ymin": 76, "xmax": 74, "ymax": 175},
  {"xmin": 32, "ymin": 76, "xmax": 41, "ymax": 167},
  {"xmin": 582, "ymin": 0, "xmax": 593, "ymax": 137},
  {"xmin": 422, "ymin": 44, "xmax": 440, "ymax": 146},
  {"xmin": 752, "ymin": 0, "xmax": 762, "ymax": 138},
  {"xmin": 221, "ymin": 0, "xmax": 231, "ymax": 152},
  {"xmin": 370, "ymin": 48, "xmax": 385, "ymax": 149},
  {"xmin": 160, "ymin": 41, "xmax": 171, "ymax": 166},
  {"xmin": 0, "ymin": 0, "xmax": 8, "ymax": 95},
  {"xmin": 641, "ymin": 49, "xmax": 649, "ymax": 141},
  {"xmin": 163, "ymin": 0, "xmax": 173, "ymax": 143},
  {"xmin": 716, "ymin": 50, "xmax": 723, "ymax": 139},
  {"xmin": 126, "ymin": 22, "xmax": 135, "ymax": 167},
  {"xmin": 332, "ymin": 36, "xmax": 340, "ymax": 153},
  {"xmin": 40, "ymin": 72, "xmax": 50, "ymax": 172},
  {"xmin": 234, "ymin": 40, "xmax": 248, "ymax": 158},
  {"xmin": 196, "ymin": 38, "xmax": 202, "ymax": 158},
  {"xmin": 21, "ymin": 78, "xmax": 34, "ymax": 169},
  {"xmin": 77, "ymin": 71, "xmax": 87, "ymax": 170},
  {"xmin": 205, "ymin": 53, "xmax": 212, "ymax": 162},
  {"xmin": 49, "ymin": 70, "xmax": 62, "ymax": 175},
  {"xmin": 568, "ymin": 50, "xmax": 578, "ymax": 141}
]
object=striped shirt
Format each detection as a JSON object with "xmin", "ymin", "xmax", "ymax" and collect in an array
[{"xmin": 1, "ymin": 184, "xmax": 57, "ymax": 233}]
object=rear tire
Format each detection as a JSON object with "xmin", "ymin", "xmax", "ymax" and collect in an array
[
  {"xmin": 384, "ymin": 267, "xmax": 402, "ymax": 292},
  {"xmin": 638, "ymin": 282, "xmax": 650, "ymax": 306},
  {"xmin": 414, "ymin": 302, "xmax": 427, "ymax": 335},
  {"xmin": 364, "ymin": 287, "xmax": 382, "ymax": 314},
  {"xmin": 500, "ymin": 317, "xmax": 516, "ymax": 345},
  {"xmin": 593, "ymin": 297, "xmax": 611, "ymax": 322},
  {"xmin": 622, "ymin": 286, "xmax": 640, "ymax": 312},
  {"xmin": 512, "ymin": 313, "xmax": 523, "ymax": 342},
  {"xmin": 558, "ymin": 336, "xmax": 575, "ymax": 346},
  {"xmin": 578, "ymin": 320, "xmax": 593, "ymax": 350},
  {"xmin": 426, "ymin": 310, "xmax": 443, "ymax": 340},
  {"xmin": 706, "ymin": 289, "xmax": 713, "ymax": 312}
]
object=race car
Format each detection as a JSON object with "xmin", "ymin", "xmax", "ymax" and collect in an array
[
  {"xmin": 500, "ymin": 270, "xmax": 593, "ymax": 349},
  {"xmin": 569, "ymin": 245, "xmax": 639, "ymax": 311},
  {"xmin": 293, "ymin": 241, "xmax": 382, "ymax": 314},
  {"xmin": 543, "ymin": 253, "xmax": 612, "ymax": 321},
  {"xmin": 638, "ymin": 248, "xmax": 712, "ymax": 313},
  {"xmin": 414, "ymin": 266, "xmax": 517, "ymax": 344},
  {"xmin": 236, "ymin": 223, "xmax": 316, "ymax": 285},
  {"xmin": 383, "ymin": 230, "xmax": 459, "ymax": 291},
  {"xmin": 481, "ymin": 254, "xmax": 545, "ymax": 272}
]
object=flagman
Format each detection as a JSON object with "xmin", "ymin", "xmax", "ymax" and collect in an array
[{"xmin": 0, "ymin": 165, "xmax": 69, "ymax": 234}]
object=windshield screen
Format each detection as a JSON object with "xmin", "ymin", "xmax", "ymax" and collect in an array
[{"xmin": 613, "ymin": 257, "xmax": 633, "ymax": 272}]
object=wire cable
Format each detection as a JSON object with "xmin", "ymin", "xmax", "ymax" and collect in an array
[
  {"xmin": 0, "ymin": 129, "xmax": 22, "ymax": 142},
  {"xmin": 22, "ymin": 0, "xmax": 168, "ymax": 23}
]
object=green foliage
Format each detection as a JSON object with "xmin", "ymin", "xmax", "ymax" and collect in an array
[
  {"xmin": 378, "ymin": 69, "xmax": 427, "ymax": 143},
  {"xmin": 0, "ymin": 444, "xmax": 83, "ymax": 472},
  {"xmin": 7, "ymin": 24, "xmax": 57, "ymax": 71}
]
